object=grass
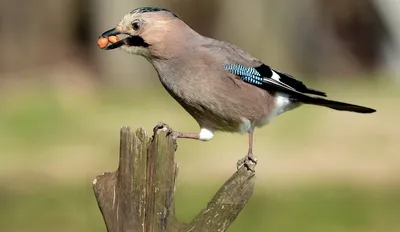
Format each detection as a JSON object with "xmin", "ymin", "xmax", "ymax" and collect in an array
[
  {"xmin": 1, "ymin": 183, "xmax": 399, "ymax": 232},
  {"xmin": 0, "ymin": 79, "xmax": 399, "ymax": 231}
]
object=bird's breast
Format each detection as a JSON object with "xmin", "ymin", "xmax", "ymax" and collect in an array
[
  {"xmin": 156, "ymin": 71, "xmax": 247, "ymax": 132},
  {"xmin": 151, "ymin": 58, "xmax": 278, "ymax": 133}
]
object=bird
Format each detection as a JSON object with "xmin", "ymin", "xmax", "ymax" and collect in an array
[{"xmin": 99, "ymin": 7, "xmax": 376, "ymax": 171}]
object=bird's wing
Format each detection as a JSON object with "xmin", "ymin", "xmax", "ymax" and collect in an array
[
  {"xmin": 202, "ymin": 39, "xmax": 326, "ymax": 97},
  {"xmin": 223, "ymin": 63, "xmax": 327, "ymax": 97}
]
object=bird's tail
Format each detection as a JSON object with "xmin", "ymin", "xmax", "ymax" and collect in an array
[{"xmin": 300, "ymin": 96, "xmax": 376, "ymax": 114}]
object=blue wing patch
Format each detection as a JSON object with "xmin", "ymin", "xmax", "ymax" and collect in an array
[{"xmin": 223, "ymin": 64, "xmax": 263, "ymax": 85}]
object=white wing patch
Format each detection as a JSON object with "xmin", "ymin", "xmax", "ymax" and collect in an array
[
  {"xmin": 270, "ymin": 70, "xmax": 281, "ymax": 82},
  {"xmin": 264, "ymin": 70, "xmax": 298, "ymax": 92}
]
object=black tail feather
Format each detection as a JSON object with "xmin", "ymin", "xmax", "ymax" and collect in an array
[
  {"xmin": 300, "ymin": 96, "xmax": 376, "ymax": 114},
  {"xmin": 304, "ymin": 88, "xmax": 327, "ymax": 97}
]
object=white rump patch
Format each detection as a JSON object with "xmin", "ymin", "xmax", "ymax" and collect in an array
[
  {"xmin": 274, "ymin": 93, "xmax": 292, "ymax": 115},
  {"xmin": 256, "ymin": 92, "xmax": 295, "ymax": 127}
]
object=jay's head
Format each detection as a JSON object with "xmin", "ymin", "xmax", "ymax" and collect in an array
[{"xmin": 99, "ymin": 7, "xmax": 196, "ymax": 59}]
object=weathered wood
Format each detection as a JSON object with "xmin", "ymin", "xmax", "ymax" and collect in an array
[{"xmin": 93, "ymin": 123, "xmax": 256, "ymax": 232}]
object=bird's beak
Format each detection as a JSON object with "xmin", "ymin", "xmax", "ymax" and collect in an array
[
  {"xmin": 99, "ymin": 27, "xmax": 126, "ymax": 50},
  {"xmin": 99, "ymin": 27, "xmax": 150, "ymax": 50},
  {"xmin": 100, "ymin": 28, "xmax": 119, "ymax": 37}
]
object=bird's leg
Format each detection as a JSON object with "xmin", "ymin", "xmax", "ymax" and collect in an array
[
  {"xmin": 154, "ymin": 123, "xmax": 207, "ymax": 151},
  {"xmin": 154, "ymin": 122, "xmax": 201, "ymax": 140},
  {"xmin": 174, "ymin": 132, "xmax": 200, "ymax": 140},
  {"xmin": 165, "ymin": 128, "xmax": 213, "ymax": 151},
  {"xmin": 237, "ymin": 131, "xmax": 258, "ymax": 172},
  {"xmin": 246, "ymin": 132, "xmax": 258, "ymax": 163},
  {"xmin": 166, "ymin": 127, "xmax": 214, "ymax": 142}
]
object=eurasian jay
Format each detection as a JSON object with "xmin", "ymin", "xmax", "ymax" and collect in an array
[{"xmin": 99, "ymin": 7, "xmax": 376, "ymax": 170}]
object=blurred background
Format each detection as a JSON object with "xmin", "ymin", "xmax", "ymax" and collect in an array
[{"xmin": 0, "ymin": 0, "xmax": 399, "ymax": 231}]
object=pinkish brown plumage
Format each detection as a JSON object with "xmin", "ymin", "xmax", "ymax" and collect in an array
[{"xmin": 99, "ymin": 7, "xmax": 376, "ymax": 171}]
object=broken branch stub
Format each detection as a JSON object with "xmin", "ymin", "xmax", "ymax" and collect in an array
[{"xmin": 93, "ymin": 123, "xmax": 256, "ymax": 232}]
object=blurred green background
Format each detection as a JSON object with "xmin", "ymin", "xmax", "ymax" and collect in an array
[{"xmin": 1, "ymin": 0, "xmax": 399, "ymax": 232}]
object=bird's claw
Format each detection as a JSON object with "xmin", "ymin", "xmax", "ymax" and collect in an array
[
  {"xmin": 166, "ymin": 131, "xmax": 179, "ymax": 151},
  {"xmin": 153, "ymin": 122, "xmax": 170, "ymax": 134},
  {"xmin": 153, "ymin": 122, "xmax": 179, "ymax": 151},
  {"xmin": 237, "ymin": 152, "xmax": 258, "ymax": 172},
  {"xmin": 166, "ymin": 130, "xmax": 179, "ymax": 140}
]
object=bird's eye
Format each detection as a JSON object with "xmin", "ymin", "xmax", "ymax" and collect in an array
[{"xmin": 132, "ymin": 22, "xmax": 140, "ymax": 30}]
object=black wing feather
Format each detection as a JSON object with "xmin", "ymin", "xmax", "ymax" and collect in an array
[
  {"xmin": 254, "ymin": 64, "xmax": 327, "ymax": 97},
  {"xmin": 223, "ymin": 63, "xmax": 376, "ymax": 114}
]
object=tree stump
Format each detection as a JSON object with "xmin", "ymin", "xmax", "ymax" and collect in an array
[{"xmin": 92, "ymin": 123, "xmax": 256, "ymax": 232}]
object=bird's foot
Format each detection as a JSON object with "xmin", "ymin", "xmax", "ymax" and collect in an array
[
  {"xmin": 237, "ymin": 151, "xmax": 258, "ymax": 172},
  {"xmin": 153, "ymin": 122, "xmax": 178, "ymax": 150},
  {"xmin": 153, "ymin": 122, "xmax": 171, "ymax": 134},
  {"xmin": 153, "ymin": 122, "xmax": 201, "ymax": 150},
  {"xmin": 166, "ymin": 130, "xmax": 180, "ymax": 141},
  {"xmin": 154, "ymin": 122, "xmax": 179, "ymax": 138}
]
